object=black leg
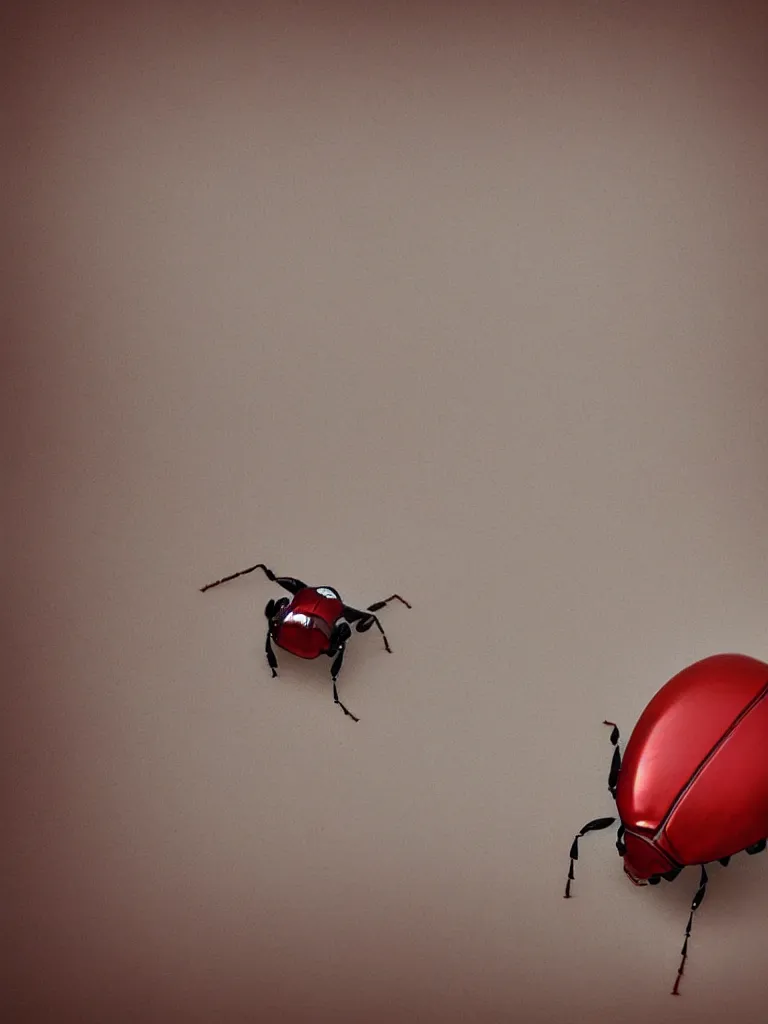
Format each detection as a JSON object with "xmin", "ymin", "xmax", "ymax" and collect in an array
[
  {"xmin": 564, "ymin": 817, "xmax": 616, "ymax": 898},
  {"xmin": 671, "ymin": 865, "xmax": 709, "ymax": 996},
  {"xmin": 343, "ymin": 594, "xmax": 411, "ymax": 654},
  {"xmin": 603, "ymin": 720, "xmax": 622, "ymax": 799},
  {"xmin": 344, "ymin": 607, "xmax": 393, "ymax": 652},
  {"xmin": 201, "ymin": 562, "xmax": 276, "ymax": 592},
  {"xmin": 329, "ymin": 623, "xmax": 358, "ymax": 722},
  {"xmin": 200, "ymin": 562, "xmax": 306, "ymax": 595},
  {"xmin": 357, "ymin": 614, "xmax": 393, "ymax": 652},
  {"xmin": 265, "ymin": 630, "xmax": 278, "ymax": 678},
  {"xmin": 332, "ymin": 678, "xmax": 359, "ymax": 722},
  {"xmin": 265, "ymin": 597, "xmax": 289, "ymax": 620},
  {"xmin": 366, "ymin": 594, "xmax": 412, "ymax": 612},
  {"xmin": 263, "ymin": 599, "xmax": 289, "ymax": 678}
]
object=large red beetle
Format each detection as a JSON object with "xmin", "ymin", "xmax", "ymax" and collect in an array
[
  {"xmin": 565, "ymin": 653, "xmax": 768, "ymax": 994},
  {"xmin": 200, "ymin": 561, "xmax": 410, "ymax": 722}
]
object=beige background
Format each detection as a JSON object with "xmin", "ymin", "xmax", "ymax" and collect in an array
[{"xmin": 6, "ymin": 2, "xmax": 768, "ymax": 1022}]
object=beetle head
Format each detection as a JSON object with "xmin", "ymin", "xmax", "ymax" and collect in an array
[{"xmin": 621, "ymin": 830, "xmax": 679, "ymax": 885}]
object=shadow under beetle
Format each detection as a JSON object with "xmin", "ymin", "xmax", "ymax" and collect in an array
[
  {"xmin": 564, "ymin": 653, "xmax": 768, "ymax": 995},
  {"xmin": 200, "ymin": 561, "xmax": 411, "ymax": 722}
]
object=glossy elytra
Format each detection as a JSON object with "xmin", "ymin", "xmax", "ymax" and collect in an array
[
  {"xmin": 565, "ymin": 653, "xmax": 768, "ymax": 995},
  {"xmin": 200, "ymin": 561, "xmax": 411, "ymax": 722}
]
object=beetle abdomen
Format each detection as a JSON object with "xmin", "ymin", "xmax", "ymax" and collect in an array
[
  {"xmin": 274, "ymin": 612, "xmax": 333, "ymax": 658},
  {"xmin": 271, "ymin": 587, "xmax": 343, "ymax": 660},
  {"xmin": 663, "ymin": 687, "xmax": 768, "ymax": 863}
]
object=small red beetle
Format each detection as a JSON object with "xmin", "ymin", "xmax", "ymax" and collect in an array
[
  {"xmin": 565, "ymin": 653, "xmax": 768, "ymax": 994},
  {"xmin": 200, "ymin": 561, "xmax": 411, "ymax": 722}
]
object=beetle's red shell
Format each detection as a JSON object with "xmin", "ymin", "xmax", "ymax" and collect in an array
[
  {"xmin": 616, "ymin": 653, "xmax": 768, "ymax": 880},
  {"xmin": 272, "ymin": 587, "xmax": 343, "ymax": 660}
]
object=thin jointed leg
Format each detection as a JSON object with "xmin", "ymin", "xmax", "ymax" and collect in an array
[
  {"xmin": 330, "ymin": 638, "xmax": 358, "ymax": 722},
  {"xmin": 200, "ymin": 563, "xmax": 306, "ymax": 595},
  {"xmin": 603, "ymin": 720, "xmax": 621, "ymax": 799},
  {"xmin": 342, "ymin": 594, "xmax": 411, "ymax": 654},
  {"xmin": 366, "ymin": 594, "xmax": 412, "ymax": 612},
  {"xmin": 564, "ymin": 816, "xmax": 617, "ymax": 898},
  {"xmin": 201, "ymin": 563, "xmax": 277, "ymax": 592},
  {"xmin": 671, "ymin": 865, "xmax": 708, "ymax": 996},
  {"xmin": 357, "ymin": 613, "xmax": 393, "ymax": 653},
  {"xmin": 265, "ymin": 631, "xmax": 278, "ymax": 678}
]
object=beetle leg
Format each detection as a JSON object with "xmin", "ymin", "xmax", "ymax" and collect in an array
[
  {"xmin": 344, "ymin": 608, "xmax": 393, "ymax": 653},
  {"xmin": 671, "ymin": 865, "xmax": 708, "ymax": 996},
  {"xmin": 263, "ymin": 600, "xmax": 289, "ymax": 678},
  {"xmin": 332, "ymin": 677, "xmax": 359, "ymax": 723},
  {"xmin": 265, "ymin": 597, "xmax": 289, "ymax": 620},
  {"xmin": 200, "ymin": 562, "xmax": 306, "ymax": 595},
  {"xmin": 265, "ymin": 630, "xmax": 278, "ymax": 678},
  {"xmin": 746, "ymin": 838, "xmax": 767, "ymax": 855},
  {"xmin": 343, "ymin": 596, "xmax": 411, "ymax": 654},
  {"xmin": 201, "ymin": 562, "xmax": 278, "ymax": 592},
  {"xmin": 603, "ymin": 720, "xmax": 622, "ymax": 800},
  {"xmin": 564, "ymin": 816, "xmax": 616, "ymax": 898},
  {"xmin": 366, "ymin": 594, "xmax": 412, "ymax": 612},
  {"xmin": 357, "ymin": 614, "xmax": 393, "ymax": 652},
  {"xmin": 328, "ymin": 624, "xmax": 358, "ymax": 722}
]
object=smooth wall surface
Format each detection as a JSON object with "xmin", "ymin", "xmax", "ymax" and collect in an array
[{"xmin": 5, "ymin": 2, "xmax": 768, "ymax": 1021}]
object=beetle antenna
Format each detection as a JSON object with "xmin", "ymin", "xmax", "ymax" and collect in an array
[
  {"xmin": 671, "ymin": 864, "xmax": 708, "ymax": 995},
  {"xmin": 564, "ymin": 817, "xmax": 616, "ymax": 898},
  {"xmin": 603, "ymin": 720, "xmax": 621, "ymax": 799},
  {"xmin": 200, "ymin": 563, "xmax": 276, "ymax": 593}
]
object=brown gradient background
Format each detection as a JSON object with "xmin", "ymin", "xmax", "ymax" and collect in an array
[{"xmin": 5, "ymin": 1, "xmax": 768, "ymax": 1021}]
